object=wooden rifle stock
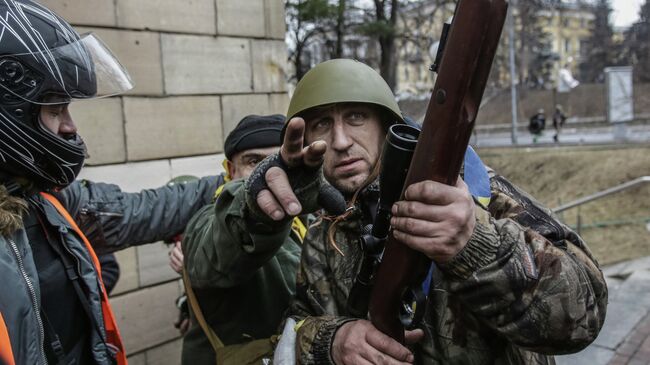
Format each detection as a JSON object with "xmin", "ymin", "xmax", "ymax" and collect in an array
[{"xmin": 368, "ymin": 0, "xmax": 509, "ymax": 343}]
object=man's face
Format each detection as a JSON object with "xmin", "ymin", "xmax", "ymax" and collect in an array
[
  {"xmin": 228, "ymin": 146, "xmax": 279, "ymax": 180},
  {"xmin": 303, "ymin": 103, "xmax": 385, "ymax": 195},
  {"xmin": 39, "ymin": 102, "xmax": 77, "ymax": 138}
]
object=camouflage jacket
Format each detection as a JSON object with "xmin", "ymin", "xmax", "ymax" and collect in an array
[{"xmin": 289, "ymin": 170, "xmax": 608, "ymax": 364}]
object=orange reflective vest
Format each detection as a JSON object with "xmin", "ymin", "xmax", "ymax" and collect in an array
[
  {"xmin": 0, "ymin": 312, "xmax": 15, "ymax": 365},
  {"xmin": 40, "ymin": 192, "xmax": 128, "ymax": 365}
]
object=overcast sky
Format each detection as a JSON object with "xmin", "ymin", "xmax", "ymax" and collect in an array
[{"xmin": 611, "ymin": 0, "xmax": 643, "ymax": 27}]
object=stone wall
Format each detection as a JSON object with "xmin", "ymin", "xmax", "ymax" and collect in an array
[{"xmin": 37, "ymin": 0, "xmax": 289, "ymax": 363}]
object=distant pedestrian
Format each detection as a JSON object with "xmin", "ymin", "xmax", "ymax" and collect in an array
[
  {"xmin": 529, "ymin": 108, "xmax": 546, "ymax": 143},
  {"xmin": 553, "ymin": 105, "xmax": 567, "ymax": 142}
]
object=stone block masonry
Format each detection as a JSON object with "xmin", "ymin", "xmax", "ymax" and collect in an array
[{"xmin": 54, "ymin": 0, "xmax": 290, "ymax": 362}]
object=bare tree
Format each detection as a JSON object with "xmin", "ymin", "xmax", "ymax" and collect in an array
[
  {"xmin": 354, "ymin": 0, "xmax": 400, "ymax": 89},
  {"xmin": 374, "ymin": 0, "xmax": 399, "ymax": 90},
  {"xmin": 397, "ymin": 1, "xmax": 454, "ymax": 65},
  {"xmin": 286, "ymin": 0, "xmax": 336, "ymax": 81},
  {"xmin": 623, "ymin": 0, "xmax": 650, "ymax": 82},
  {"xmin": 286, "ymin": 0, "xmax": 485, "ymax": 91},
  {"xmin": 334, "ymin": 0, "xmax": 347, "ymax": 58},
  {"xmin": 579, "ymin": 0, "xmax": 615, "ymax": 82},
  {"xmin": 516, "ymin": 0, "xmax": 553, "ymax": 88},
  {"xmin": 287, "ymin": 0, "xmax": 361, "ymax": 80}
]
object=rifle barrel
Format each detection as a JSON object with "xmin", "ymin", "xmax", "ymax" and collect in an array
[{"xmin": 368, "ymin": 0, "xmax": 509, "ymax": 343}]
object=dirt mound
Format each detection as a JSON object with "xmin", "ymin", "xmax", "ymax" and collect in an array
[{"xmin": 478, "ymin": 144, "xmax": 650, "ymax": 265}]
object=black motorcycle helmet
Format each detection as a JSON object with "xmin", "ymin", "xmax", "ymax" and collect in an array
[{"xmin": 0, "ymin": 0, "xmax": 133, "ymax": 189}]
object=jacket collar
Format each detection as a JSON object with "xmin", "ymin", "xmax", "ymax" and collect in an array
[{"xmin": 0, "ymin": 184, "xmax": 28, "ymax": 236}]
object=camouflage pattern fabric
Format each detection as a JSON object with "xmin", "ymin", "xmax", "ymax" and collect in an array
[{"xmin": 289, "ymin": 169, "xmax": 608, "ymax": 364}]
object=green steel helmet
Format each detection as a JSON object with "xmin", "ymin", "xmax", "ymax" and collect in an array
[{"xmin": 287, "ymin": 59, "xmax": 404, "ymax": 125}]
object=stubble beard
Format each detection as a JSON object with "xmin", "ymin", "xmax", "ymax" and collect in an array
[{"xmin": 326, "ymin": 170, "xmax": 369, "ymax": 196}]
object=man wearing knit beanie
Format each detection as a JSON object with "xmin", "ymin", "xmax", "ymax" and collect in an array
[
  {"xmin": 223, "ymin": 114, "xmax": 286, "ymax": 181},
  {"xmin": 175, "ymin": 114, "xmax": 309, "ymax": 365}
]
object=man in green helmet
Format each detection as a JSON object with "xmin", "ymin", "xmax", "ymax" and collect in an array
[{"xmin": 203, "ymin": 59, "xmax": 607, "ymax": 364}]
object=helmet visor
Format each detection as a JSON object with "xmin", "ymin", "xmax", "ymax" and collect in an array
[{"xmin": 0, "ymin": 32, "xmax": 133, "ymax": 105}]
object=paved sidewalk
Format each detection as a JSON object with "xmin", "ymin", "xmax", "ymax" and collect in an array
[
  {"xmin": 473, "ymin": 124, "xmax": 650, "ymax": 147},
  {"xmin": 556, "ymin": 256, "xmax": 650, "ymax": 365}
]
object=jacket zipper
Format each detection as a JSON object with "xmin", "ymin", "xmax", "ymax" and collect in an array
[
  {"xmin": 8, "ymin": 238, "xmax": 48, "ymax": 365},
  {"xmin": 79, "ymin": 207, "xmax": 123, "ymax": 218}
]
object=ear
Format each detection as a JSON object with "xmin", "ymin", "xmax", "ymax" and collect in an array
[{"xmin": 225, "ymin": 160, "xmax": 236, "ymax": 179}]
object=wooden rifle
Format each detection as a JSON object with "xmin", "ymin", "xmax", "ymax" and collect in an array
[{"xmin": 367, "ymin": 0, "xmax": 509, "ymax": 343}]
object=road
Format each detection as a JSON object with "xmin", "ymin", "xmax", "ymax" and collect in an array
[{"xmin": 473, "ymin": 123, "xmax": 650, "ymax": 147}]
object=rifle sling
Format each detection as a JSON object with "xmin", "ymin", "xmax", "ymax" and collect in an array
[{"xmin": 182, "ymin": 268, "xmax": 226, "ymax": 350}]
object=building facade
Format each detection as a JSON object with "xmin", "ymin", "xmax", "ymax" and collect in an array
[{"xmin": 395, "ymin": 0, "xmax": 596, "ymax": 95}]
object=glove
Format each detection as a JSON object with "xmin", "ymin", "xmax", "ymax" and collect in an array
[{"xmin": 245, "ymin": 153, "xmax": 346, "ymax": 224}]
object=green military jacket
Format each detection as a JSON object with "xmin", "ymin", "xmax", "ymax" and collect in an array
[
  {"xmin": 181, "ymin": 179, "xmax": 305, "ymax": 364},
  {"xmin": 289, "ymin": 170, "xmax": 608, "ymax": 364}
]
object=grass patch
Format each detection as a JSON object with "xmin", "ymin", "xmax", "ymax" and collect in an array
[{"xmin": 478, "ymin": 144, "xmax": 650, "ymax": 265}]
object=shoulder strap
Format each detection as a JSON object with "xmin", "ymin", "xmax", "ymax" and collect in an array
[
  {"xmin": 37, "ymin": 215, "xmax": 107, "ymax": 360},
  {"xmin": 182, "ymin": 268, "xmax": 225, "ymax": 350},
  {"xmin": 0, "ymin": 312, "xmax": 15, "ymax": 365},
  {"xmin": 39, "ymin": 192, "xmax": 127, "ymax": 365},
  {"xmin": 212, "ymin": 173, "xmax": 228, "ymax": 203},
  {"xmin": 39, "ymin": 309, "xmax": 67, "ymax": 365}
]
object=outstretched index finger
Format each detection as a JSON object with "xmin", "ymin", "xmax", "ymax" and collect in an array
[
  {"xmin": 281, "ymin": 117, "xmax": 306, "ymax": 167},
  {"xmin": 303, "ymin": 140, "xmax": 327, "ymax": 168}
]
